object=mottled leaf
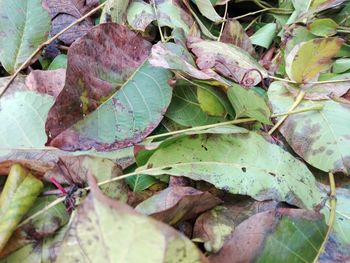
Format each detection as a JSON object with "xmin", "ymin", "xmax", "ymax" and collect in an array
[
  {"xmin": 193, "ymin": 200, "xmax": 279, "ymax": 253},
  {"xmin": 285, "ymin": 38, "xmax": 343, "ymax": 83},
  {"xmin": 0, "ymin": 0, "xmax": 50, "ymax": 74},
  {"xmin": 188, "ymin": 38, "xmax": 267, "ymax": 86},
  {"xmin": 138, "ymin": 132, "xmax": 324, "ymax": 208},
  {"xmin": 220, "ymin": 19, "xmax": 256, "ymax": 56},
  {"xmin": 127, "ymin": 0, "xmax": 194, "ymax": 32},
  {"xmin": 55, "ymin": 176, "xmax": 208, "ymax": 263},
  {"xmin": 268, "ymin": 81, "xmax": 350, "ymax": 174},
  {"xmin": 45, "ymin": 23, "xmax": 172, "ymax": 151},
  {"xmin": 227, "ymin": 83, "xmax": 271, "ymax": 124},
  {"xmin": 209, "ymin": 209, "xmax": 327, "ymax": 263},
  {"xmin": 44, "ymin": 0, "xmax": 99, "ymax": 44},
  {"xmin": 100, "ymin": 0, "xmax": 129, "ymax": 24},
  {"xmin": 135, "ymin": 186, "xmax": 222, "ymax": 224},
  {"xmin": 25, "ymin": 69, "xmax": 66, "ymax": 98}
]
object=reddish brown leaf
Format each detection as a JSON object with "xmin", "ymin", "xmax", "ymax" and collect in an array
[
  {"xmin": 220, "ymin": 19, "xmax": 256, "ymax": 57},
  {"xmin": 43, "ymin": 0, "xmax": 99, "ymax": 44},
  {"xmin": 45, "ymin": 23, "xmax": 152, "ymax": 142},
  {"xmin": 135, "ymin": 186, "xmax": 222, "ymax": 224},
  {"xmin": 25, "ymin": 69, "xmax": 66, "ymax": 98}
]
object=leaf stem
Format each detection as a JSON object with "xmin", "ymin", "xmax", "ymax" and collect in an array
[
  {"xmin": 151, "ymin": 0, "xmax": 165, "ymax": 42},
  {"xmin": 217, "ymin": 1, "xmax": 229, "ymax": 42},
  {"xmin": 268, "ymin": 90, "xmax": 306, "ymax": 135},
  {"xmin": 0, "ymin": 2, "xmax": 106, "ymax": 98},
  {"xmin": 313, "ymin": 172, "xmax": 336, "ymax": 263}
]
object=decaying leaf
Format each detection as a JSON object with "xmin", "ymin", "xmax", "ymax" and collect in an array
[
  {"xmin": 209, "ymin": 209, "xmax": 327, "ymax": 263},
  {"xmin": 45, "ymin": 23, "xmax": 172, "ymax": 151},
  {"xmin": 135, "ymin": 186, "xmax": 222, "ymax": 224},
  {"xmin": 25, "ymin": 69, "xmax": 66, "ymax": 98},
  {"xmin": 137, "ymin": 132, "xmax": 324, "ymax": 208},
  {"xmin": 188, "ymin": 38, "xmax": 268, "ymax": 86},
  {"xmin": 44, "ymin": 0, "xmax": 99, "ymax": 44},
  {"xmin": 268, "ymin": 81, "xmax": 350, "ymax": 174},
  {"xmin": 285, "ymin": 38, "xmax": 343, "ymax": 83},
  {"xmin": 55, "ymin": 176, "xmax": 209, "ymax": 263}
]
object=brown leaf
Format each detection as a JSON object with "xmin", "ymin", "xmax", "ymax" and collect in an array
[
  {"xmin": 43, "ymin": 0, "xmax": 99, "ymax": 44},
  {"xmin": 209, "ymin": 208, "xmax": 326, "ymax": 263},
  {"xmin": 25, "ymin": 69, "xmax": 66, "ymax": 98},
  {"xmin": 220, "ymin": 19, "xmax": 256, "ymax": 57},
  {"xmin": 193, "ymin": 200, "xmax": 280, "ymax": 253},
  {"xmin": 45, "ymin": 23, "xmax": 152, "ymax": 142},
  {"xmin": 135, "ymin": 186, "xmax": 222, "ymax": 224}
]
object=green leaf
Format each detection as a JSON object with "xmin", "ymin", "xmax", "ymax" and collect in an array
[
  {"xmin": 250, "ymin": 23, "xmax": 277, "ymax": 49},
  {"xmin": 138, "ymin": 132, "xmax": 324, "ymax": 209},
  {"xmin": 0, "ymin": 0, "xmax": 51, "ymax": 74},
  {"xmin": 332, "ymin": 58, "xmax": 350, "ymax": 73},
  {"xmin": 0, "ymin": 164, "xmax": 43, "ymax": 251},
  {"xmin": 285, "ymin": 26, "xmax": 315, "ymax": 55},
  {"xmin": 55, "ymin": 177, "xmax": 207, "ymax": 263},
  {"xmin": 197, "ymin": 88, "xmax": 226, "ymax": 117},
  {"xmin": 209, "ymin": 209, "xmax": 327, "ymax": 263},
  {"xmin": 268, "ymin": 81, "xmax": 350, "ymax": 174},
  {"xmin": 227, "ymin": 84, "xmax": 271, "ymax": 124},
  {"xmin": 308, "ymin": 18, "xmax": 338, "ymax": 37},
  {"xmin": 285, "ymin": 38, "xmax": 343, "ymax": 83},
  {"xmin": 125, "ymin": 174, "xmax": 159, "ymax": 192},
  {"xmin": 100, "ymin": 0, "xmax": 129, "ymax": 23},
  {"xmin": 165, "ymin": 80, "xmax": 223, "ymax": 127},
  {"xmin": 0, "ymin": 77, "xmax": 54, "ymax": 148},
  {"xmin": 48, "ymin": 54, "xmax": 67, "ymax": 70},
  {"xmin": 193, "ymin": 0, "xmax": 222, "ymax": 22},
  {"xmin": 127, "ymin": 0, "xmax": 193, "ymax": 32}
]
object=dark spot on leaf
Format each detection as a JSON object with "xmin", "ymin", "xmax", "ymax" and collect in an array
[
  {"xmin": 268, "ymin": 172, "xmax": 276, "ymax": 177},
  {"xmin": 241, "ymin": 167, "xmax": 246, "ymax": 173}
]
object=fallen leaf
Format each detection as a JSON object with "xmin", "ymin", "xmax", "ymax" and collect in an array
[
  {"xmin": 135, "ymin": 186, "xmax": 222, "ymax": 224},
  {"xmin": 137, "ymin": 132, "xmax": 324, "ymax": 208},
  {"xmin": 209, "ymin": 209, "xmax": 327, "ymax": 263},
  {"xmin": 44, "ymin": 0, "xmax": 99, "ymax": 45},
  {"xmin": 268, "ymin": 81, "xmax": 350, "ymax": 174},
  {"xmin": 285, "ymin": 37, "xmax": 343, "ymax": 83},
  {"xmin": 193, "ymin": 200, "xmax": 279, "ymax": 253},
  {"xmin": 0, "ymin": 0, "xmax": 51, "ymax": 73},
  {"xmin": 55, "ymin": 176, "xmax": 209, "ymax": 263},
  {"xmin": 45, "ymin": 23, "xmax": 172, "ymax": 151},
  {"xmin": 188, "ymin": 38, "xmax": 268, "ymax": 86},
  {"xmin": 25, "ymin": 69, "xmax": 66, "ymax": 98},
  {"xmin": 220, "ymin": 19, "xmax": 256, "ymax": 56}
]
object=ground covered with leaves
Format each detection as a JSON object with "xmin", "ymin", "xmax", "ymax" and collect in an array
[{"xmin": 0, "ymin": 0, "xmax": 350, "ymax": 262}]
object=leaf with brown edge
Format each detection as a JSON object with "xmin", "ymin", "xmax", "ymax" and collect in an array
[
  {"xmin": 135, "ymin": 186, "xmax": 222, "ymax": 225},
  {"xmin": 187, "ymin": 38, "xmax": 267, "ymax": 87},
  {"xmin": 43, "ymin": 0, "xmax": 99, "ymax": 45},
  {"xmin": 285, "ymin": 37, "xmax": 343, "ymax": 84},
  {"xmin": 193, "ymin": 200, "xmax": 279, "ymax": 253},
  {"xmin": 220, "ymin": 19, "xmax": 256, "ymax": 57},
  {"xmin": 209, "ymin": 209, "xmax": 327, "ymax": 263},
  {"xmin": 55, "ymin": 175, "xmax": 209, "ymax": 263},
  {"xmin": 25, "ymin": 69, "xmax": 66, "ymax": 98},
  {"xmin": 45, "ymin": 23, "xmax": 172, "ymax": 151}
]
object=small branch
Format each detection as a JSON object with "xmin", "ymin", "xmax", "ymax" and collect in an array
[
  {"xmin": 268, "ymin": 75, "xmax": 298, "ymax": 84},
  {"xmin": 268, "ymin": 90, "xmax": 306, "ymax": 135},
  {"xmin": 151, "ymin": 0, "xmax": 165, "ymax": 42},
  {"xmin": 313, "ymin": 172, "xmax": 336, "ymax": 263},
  {"xmin": 217, "ymin": 2, "xmax": 228, "ymax": 42},
  {"xmin": 0, "ymin": 2, "xmax": 106, "ymax": 98}
]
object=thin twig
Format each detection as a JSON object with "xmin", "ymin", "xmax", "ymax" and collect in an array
[
  {"xmin": 217, "ymin": 2, "xmax": 228, "ymax": 42},
  {"xmin": 268, "ymin": 90, "xmax": 306, "ymax": 135},
  {"xmin": 0, "ymin": 2, "xmax": 106, "ymax": 98},
  {"xmin": 313, "ymin": 172, "xmax": 336, "ymax": 263}
]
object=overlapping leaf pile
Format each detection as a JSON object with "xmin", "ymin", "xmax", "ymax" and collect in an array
[{"xmin": 0, "ymin": 0, "xmax": 350, "ymax": 262}]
